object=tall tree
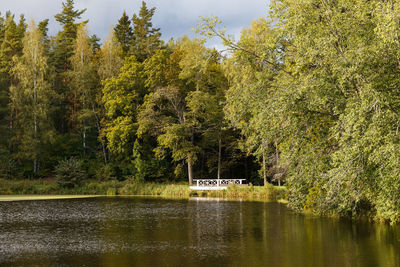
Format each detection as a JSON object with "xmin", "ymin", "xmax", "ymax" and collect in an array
[
  {"xmin": 102, "ymin": 56, "xmax": 144, "ymax": 158},
  {"xmin": 16, "ymin": 14, "xmax": 27, "ymax": 42},
  {"xmin": 114, "ymin": 11, "xmax": 133, "ymax": 58},
  {"xmin": 131, "ymin": 1, "xmax": 162, "ymax": 62},
  {"xmin": 98, "ymin": 27, "xmax": 123, "ymax": 80},
  {"xmin": 96, "ymin": 27, "xmax": 123, "ymax": 163},
  {"xmin": 221, "ymin": 18, "xmax": 286, "ymax": 186},
  {"xmin": 0, "ymin": 14, "xmax": 25, "ymax": 160},
  {"xmin": 178, "ymin": 37, "xmax": 231, "ymax": 180},
  {"xmin": 53, "ymin": 0, "xmax": 86, "ymax": 71},
  {"xmin": 51, "ymin": 0, "xmax": 87, "ymax": 134},
  {"xmin": 37, "ymin": 19, "xmax": 50, "ymax": 53},
  {"xmin": 10, "ymin": 21, "xmax": 54, "ymax": 174},
  {"xmin": 138, "ymin": 37, "xmax": 228, "ymax": 184},
  {"xmin": 69, "ymin": 24, "xmax": 98, "ymax": 157}
]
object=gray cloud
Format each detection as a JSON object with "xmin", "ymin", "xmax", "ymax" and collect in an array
[{"xmin": 1, "ymin": 0, "xmax": 270, "ymax": 47}]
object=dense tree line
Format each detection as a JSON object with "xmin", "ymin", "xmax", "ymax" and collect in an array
[
  {"xmin": 2, "ymin": 0, "xmax": 400, "ymax": 222},
  {"xmin": 0, "ymin": 0, "xmax": 257, "ymax": 185}
]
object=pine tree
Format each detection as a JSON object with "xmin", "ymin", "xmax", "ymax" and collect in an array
[
  {"xmin": 16, "ymin": 14, "xmax": 27, "ymax": 43},
  {"xmin": 38, "ymin": 19, "xmax": 50, "ymax": 53},
  {"xmin": 51, "ymin": 0, "xmax": 87, "ymax": 134},
  {"xmin": 89, "ymin": 34, "xmax": 101, "ymax": 53},
  {"xmin": 0, "ymin": 14, "xmax": 23, "ymax": 87},
  {"xmin": 0, "ymin": 12, "xmax": 9, "ymax": 161},
  {"xmin": 114, "ymin": 11, "xmax": 133, "ymax": 58},
  {"xmin": 54, "ymin": 0, "xmax": 87, "ymax": 59},
  {"xmin": 131, "ymin": 1, "xmax": 161, "ymax": 62},
  {"xmin": 0, "ymin": 14, "xmax": 25, "ymax": 159},
  {"xmin": 37, "ymin": 19, "xmax": 49, "ymax": 37}
]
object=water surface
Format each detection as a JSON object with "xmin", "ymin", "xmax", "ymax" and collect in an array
[{"xmin": 0, "ymin": 197, "xmax": 399, "ymax": 266}]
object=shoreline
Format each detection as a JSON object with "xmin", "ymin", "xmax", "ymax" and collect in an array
[
  {"xmin": 0, "ymin": 178, "xmax": 287, "ymax": 203},
  {"xmin": 0, "ymin": 195, "xmax": 101, "ymax": 201},
  {"xmin": 0, "ymin": 194, "xmax": 288, "ymax": 203}
]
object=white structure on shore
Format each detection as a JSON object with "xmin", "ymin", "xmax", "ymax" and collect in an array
[{"xmin": 190, "ymin": 179, "xmax": 246, "ymax": 190}]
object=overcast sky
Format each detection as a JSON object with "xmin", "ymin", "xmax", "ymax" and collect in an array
[{"xmin": 1, "ymin": 0, "xmax": 270, "ymax": 48}]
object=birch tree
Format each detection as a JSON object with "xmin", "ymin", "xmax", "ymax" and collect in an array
[
  {"xmin": 11, "ymin": 21, "xmax": 54, "ymax": 174},
  {"xmin": 98, "ymin": 27, "xmax": 123, "ymax": 80},
  {"xmin": 69, "ymin": 24, "xmax": 98, "ymax": 157}
]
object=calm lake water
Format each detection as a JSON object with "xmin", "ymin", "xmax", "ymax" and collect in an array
[{"xmin": 0, "ymin": 197, "xmax": 399, "ymax": 267}]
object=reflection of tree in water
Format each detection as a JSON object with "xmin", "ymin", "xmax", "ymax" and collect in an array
[{"xmin": 1, "ymin": 198, "xmax": 400, "ymax": 266}]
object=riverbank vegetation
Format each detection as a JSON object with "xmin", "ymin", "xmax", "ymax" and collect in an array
[
  {"xmin": 1, "ymin": 0, "xmax": 400, "ymax": 222},
  {"xmin": 0, "ymin": 179, "xmax": 287, "ymax": 202}
]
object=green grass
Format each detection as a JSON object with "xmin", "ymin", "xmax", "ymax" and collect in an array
[
  {"xmin": 0, "ymin": 178, "xmax": 287, "ymax": 202},
  {"xmin": 189, "ymin": 184, "xmax": 287, "ymax": 202}
]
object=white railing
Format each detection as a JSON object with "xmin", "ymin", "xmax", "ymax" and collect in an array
[{"xmin": 193, "ymin": 179, "xmax": 246, "ymax": 187}]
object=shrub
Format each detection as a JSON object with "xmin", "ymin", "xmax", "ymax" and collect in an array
[
  {"xmin": 55, "ymin": 157, "xmax": 86, "ymax": 188},
  {"xmin": 95, "ymin": 164, "xmax": 115, "ymax": 181},
  {"xmin": 0, "ymin": 155, "xmax": 16, "ymax": 179}
]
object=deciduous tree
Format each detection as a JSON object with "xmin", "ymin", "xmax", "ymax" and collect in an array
[{"xmin": 11, "ymin": 21, "xmax": 55, "ymax": 174}]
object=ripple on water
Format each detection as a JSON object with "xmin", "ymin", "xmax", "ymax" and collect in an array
[{"xmin": 0, "ymin": 197, "xmax": 399, "ymax": 267}]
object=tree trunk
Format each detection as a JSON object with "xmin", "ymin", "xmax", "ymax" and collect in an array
[
  {"xmin": 244, "ymin": 157, "xmax": 248, "ymax": 181},
  {"xmin": 188, "ymin": 128, "xmax": 195, "ymax": 185},
  {"xmin": 275, "ymin": 139, "xmax": 280, "ymax": 186},
  {"xmin": 81, "ymin": 50, "xmax": 86, "ymax": 157},
  {"xmin": 33, "ymin": 158, "xmax": 37, "ymax": 174},
  {"xmin": 217, "ymin": 132, "xmax": 222, "ymax": 180},
  {"xmin": 33, "ymin": 68, "xmax": 38, "ymax": 175},
  {"xmin": 262, "ymin": 150, "xmax": 267, "ymax": 186},
  {"xmin": 9, "ymin": 106, "xmax": 13, "ymax": 154},
  {"xmin": 92, "ymin": 106, "xmax": 107, "ymax": 164},
  {"xmin": 83, "ymin": 124, "xmax": 86, "ymax": 156},
  {"xmin": 188, "ymin": 161, "xmax": 193, "ymax": 185}
]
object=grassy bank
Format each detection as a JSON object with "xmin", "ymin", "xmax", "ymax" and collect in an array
[{"xmin": 0, "ymin": 179, "xmax": 287, "ymax": 202}]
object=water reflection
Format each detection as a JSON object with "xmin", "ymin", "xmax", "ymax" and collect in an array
[{"xmin": 0, "ymin": 197, "xmax": 399, "ymax": 266}]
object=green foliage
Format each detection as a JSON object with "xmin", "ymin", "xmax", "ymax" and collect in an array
[
  {"xmin": 55, "ymin": 157, "xmax": 86, "ymax": 187},
  {"xmin": 52, "ymin": 0, "xmax": 87, "ymax": 71},
  {"xmin": 54, "ymin": 0, "xmax": 86, "ymax": 27},
  {"xmin": 102, "ymin": 56, "xmax": 144, "ymax": 155},
  {"xmin": 114, "ymin": 11, "xmax": 133, "ymax": 57},
  {"xmin": 98, "ymin": 27, "xmax": 122, "ymax": 80},
  {"xmin": 197, "ymin": 0, "xmax": 400, "ymax": 222},
  {"xmin": 114, "ymin": 1, "xmax": 161, "ymax": 61},
  {"xmin": 68, "ymin": 24, "xmax": 100, "ymax": 157},
  {"xmin": 51, "ymin": 0, "xmax": 87, "ymax": 135},
  {"xmin": 95, "ymin": 164, "xmax": 115, "ymax": 181},
  {"xmin": 218, "ymin": 17, "xmax": 286, "ymax": 186},
  {"xmin": 0, "ymin": 13, "xmax": 25, "ymax": 155},
  {"xmin": 0, "ymin": 153, "xmax": 16, "ymax": 179},
  {"xmin": 11, "ymin": 21, "xmax": 56, "ymax": 175},
  {"xmin": 131, "ymin": 1, "xmax": 162, "ymax": 62}
]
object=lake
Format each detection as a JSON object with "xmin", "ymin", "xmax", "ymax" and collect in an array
[{"xmin": 0, "ymin": 197, "xmax": 399, "ymax": 266}]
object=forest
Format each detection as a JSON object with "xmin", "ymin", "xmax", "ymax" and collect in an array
[{"xmin": 1, "ymin": 0, "xmax": 400, "ymax": 223}]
